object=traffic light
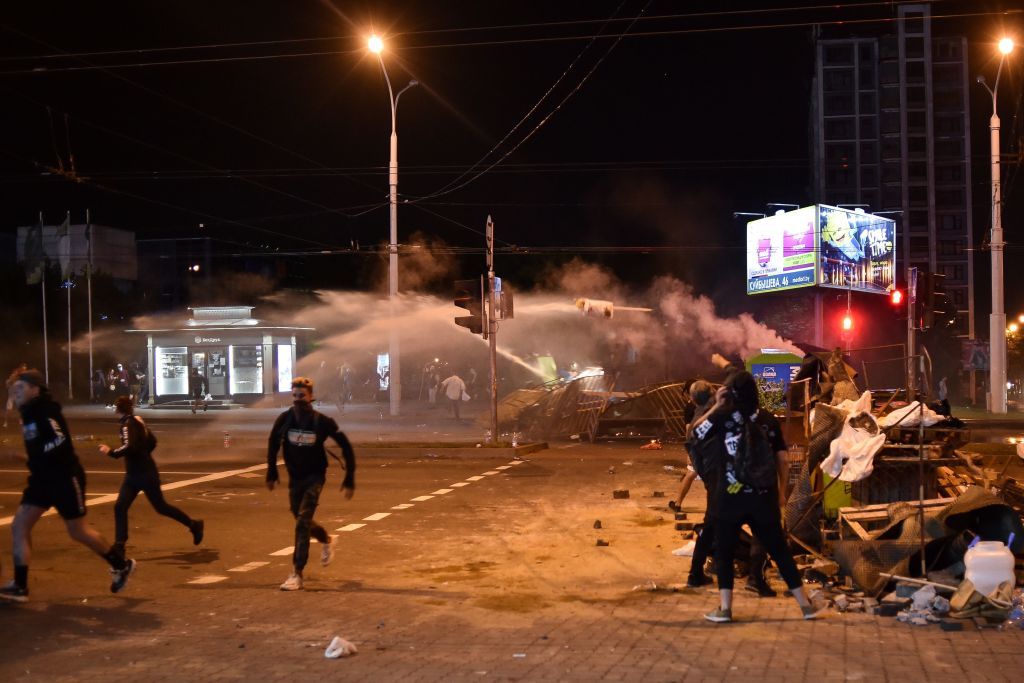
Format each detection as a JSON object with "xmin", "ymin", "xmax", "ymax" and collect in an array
[
  {"xmin": 889, "ymin": 288, "xmax": 903, "ymax": 306},
  {"xmin": 913, "ymin": 272, "xmax": 946, "ymax": 330},
  {"xmin": 454, "ymin": 277, "xmax": 484, "ymax": 334},
  {"xmin": 842, "ymin": 312, "xmax": 854, "ymax": 331}
]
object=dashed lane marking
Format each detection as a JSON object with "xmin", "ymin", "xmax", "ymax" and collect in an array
[
  {"xmin": 391, "ymin": 503, "xmax": 414, "ymax": 510},
  {"xmin": 228, "ymin": 561, "xmax": 270, "ymax": 572},
  {"xmin": 431, "ymin": 488, "xmax": 454, "ymax": 495},
  {"xmin": 495, "ymin": 465, "xmax": 511, "ymax": 470},
  {"xmin": 481, "ymin": 471, "xmax": 500, "ymax": 476},
  {"xmin": 337, "ymin": 523, "xmax": 365, "ymax": 532},
  {"xmin": 188, "ymin": 575, "xmax": 229, "ymax": 585},
  {"xmin": 450, "ymin": 482, "xmax": 470, "ymax": 487},
  {"xmin": 269, "ymin": 546, "xmax": 294, "ymax": 556},
  {"xmin": 465, "ymin": 476, "xmax": 484, "ymax": 481},
  {"xmin": 410, "ymin": 495, "xmax": 434, "ymax": 502},
  {"xmin": 508, "ymin": 460, "xmax": 525, "ymax": 465},
  {"xmin": 363, "ymin": 512, "xmax": 391, "ymax": 521}
]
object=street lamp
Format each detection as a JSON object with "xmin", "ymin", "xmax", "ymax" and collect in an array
[
  {"xmin": 368, "ymin": 34, "xmax": 418, "ymax": 417},
  {"xmin": 977, "ymin": 37, "xmax": 1015, "ymax": 413}
]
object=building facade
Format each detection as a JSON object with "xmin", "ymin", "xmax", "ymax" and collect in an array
[{"xmin": 812, "ymin": 3, "xmax": 974, "ymax": 337}]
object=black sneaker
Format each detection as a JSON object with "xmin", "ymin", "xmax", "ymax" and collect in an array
[
  {"xmin": 110, "ymin": 559, "xmax": 137, "ymax": 593},
  {"xmin": 0, "ymin": 581, "xmax": 28, "ymax": 603},
  {"xmin": 686, "ymin": 573, "xmax": 715, "ymax": 588},
  {"xmin": 744, "ymin": 578, "xmax": 778, "ymax": 598},
  {"xmin": 191, "ymin": 520, "xmax": 205, "ymax": 546}
]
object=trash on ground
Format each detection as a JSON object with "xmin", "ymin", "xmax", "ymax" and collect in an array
[
  {"xmin": 324, "ymin": 636, "xmax": 358, "ymax": 659},
  {"xmin": 612, "ymin": 489, "xmax": 629, "ymax": 499},
  {"xmin": 672, "ymin": 541, "xmax": 696, "ymax": 557}
]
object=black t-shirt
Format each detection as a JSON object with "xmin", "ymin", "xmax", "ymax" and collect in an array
[
  {"xmin": 19, "ymin": 396, "xmax": 80, "ymax": 478},
  {"xmin": 267, "ymin": 407, "xmax": 356, "ymax": 488},
  {"xmin": 691, "ymin": 406, "xmax": 786, "ymax": 494}
]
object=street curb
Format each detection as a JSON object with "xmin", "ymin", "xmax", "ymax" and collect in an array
[{"xmin": 354, "ymin": 442, "xmax": 548, "ymax": 459}]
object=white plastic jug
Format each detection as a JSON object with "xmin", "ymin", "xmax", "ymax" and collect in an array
[{"xmin": 964, "ymin": 541, "xmax": 1015, "ymax": 596}]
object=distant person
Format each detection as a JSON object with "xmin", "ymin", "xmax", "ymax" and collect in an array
[
  {"xmin": 938, "ymin": 376, "xmax": 951, "ymax": 416},
  {"xmin": 105, "ymin": 368, "xmax": 118, "ymax": 407},
  {"xmin": 440, "ymin": 372, "xmax": 467, "ymax": 420},
  {"xmin": 0, "ymin": 370, "xmax": 135, "ymax": 603},
  {"xmin": 188, "ymin": 367, "xmax": 208, "ymax": 414},
  {"xmin": 100, "ymin": 396, "xmax": 203, "ymax": 552},
  {"xmin": 337, "ymin": 364, "xmax": 353, "ymax": 412},
  {"xmin": 91, "ymin": 369, "xmax": 106, "ymax": 404},
  {"xmin": 128, "ymin": 363, "xmax": 144, "ymax": 406},
  {"xmin": 4, "ymin": 363, "xmax": 28, "ymax": 428},
  {"xmin": 690, "ymin": 371, "xmax": 822, "ymax": 623},
  {"xmin": 114, "ymin": 363, "xmax": 130, "ymax": 395},
  {"xmin": 266, "ymin": 377, "xmax": 355, "ymax": 591},
  {"xmin": 426, "ymin": 365, "xmax": 440, "ymax": 405}
]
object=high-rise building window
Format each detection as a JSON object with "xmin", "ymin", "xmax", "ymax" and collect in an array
[
  {"xmin": 825, "ymin": 44, "xmax": 855, "ymax": 64},
  {"xmin": 906, "ymin": 37, "xmax": 925, "ymax": 58},
  {"xmin": 824, "ymin": 69, "xmax": 854, "ymax": 90},
  {"xmin": 825, "ymin": 93, "xmax": 855, "ymax": 115},
  {"xmin": 859, "ymin": 117, "xmax": 877, "ymax": 137},
  {"xmin": 825, "ymin": 118, "xmax": 856, "ymax": 139}
]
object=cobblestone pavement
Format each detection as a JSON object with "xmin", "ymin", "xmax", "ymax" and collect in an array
[{"xmin": 1, "ymin": 435, "xmax": 1023, "ymax": 681}]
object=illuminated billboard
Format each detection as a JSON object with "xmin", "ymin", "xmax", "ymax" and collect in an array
[
  {"xmin": 817, "ymin": 204, "xmax": 895, "ymax": 294},
  {"xmin": 746, "ymin": 205, "xmax": 896, "ymax": 296},
  {"xmin": 746, "ymin": 206, "xmax": 818, "ymax": 294}
]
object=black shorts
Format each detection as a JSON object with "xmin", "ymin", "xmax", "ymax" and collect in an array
[{"xmin": 22, "ymin": 467, "xmax": 88, "ymax": 520}]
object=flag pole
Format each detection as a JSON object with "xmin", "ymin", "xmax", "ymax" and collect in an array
[
  {"xmin": 66, "ymin": 211, "xmax": 73, "ymax": 400},
  {"xmin": 39, "ymin": 211, "xmax": 49, "ymax": 385},
  {"xmin": 87, "ymin": 209, "xmax": 94, "ymax": 402}
]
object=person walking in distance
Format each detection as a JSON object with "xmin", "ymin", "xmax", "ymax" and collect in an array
[
  {"xmin": 0, "ymin": 370, "xmax": 135, "ymax": 603},
  {"xmin": 267, "ymin": 377, "xmax": 356, "ymax": 591},
  {"xmin": 188, "ymin": 367, "xmax": 208, "ymax": 414},
  {"xmin": 440, "ymin": 372, "xmax": 467, "ymax": 420},
  {"xmin": 100, "ymin": 396, "xmax": 204, "ymax": 554},
  {"xmin": 690, "ymin": 371, "xmax": 822, "ymax": 623}
]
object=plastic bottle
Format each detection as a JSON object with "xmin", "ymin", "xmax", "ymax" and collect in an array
[{"xmin": 964, "ymin": 540, "xmax": 1015, "ymax": 596}]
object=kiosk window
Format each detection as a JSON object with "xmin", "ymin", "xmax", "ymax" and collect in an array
[
  {"xmin": 156, "ymin": 347, "xmax": 188, "ymax": 395},
  {"xmin": 230, "ymin": 345, "xmax": 263, "ymax": 394}
]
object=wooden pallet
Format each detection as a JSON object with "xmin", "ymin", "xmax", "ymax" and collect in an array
[{"xmin": 837, "ymin": 498, "xmax": 949, "ymax": 540}]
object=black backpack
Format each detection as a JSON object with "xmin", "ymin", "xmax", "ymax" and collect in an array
[
  {"xmin": 133, "ymin": 416, "xmax": 157, "ymax": 453},
  {"xmin": 732, "ymin": 416, "xmax": 778, "ymax": 489}
]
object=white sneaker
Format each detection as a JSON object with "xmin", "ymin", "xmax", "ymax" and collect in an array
[
  {"xmin": 279, "ymin": 573, "xmax": 303, "ymax": 591},
  {"xmin": 321, "ymin": 536, "xmax": 336, "ymax": 567}
]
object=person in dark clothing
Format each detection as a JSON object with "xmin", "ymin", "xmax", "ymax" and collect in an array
[
  {"xmin": 0, "ymin": 370, "xmax": 135, "ymax": 603},
  {"xmin": 188, "ymin": 367, "xmax": 207, "ymax": 414},
  {"xmin": 682, "ymin": 380, "xmax": 717, "ymax": 588},
  {"xmin": 267, "ymin": 376, "xmax": 356, "ymax": 591},
  {"xmin": 691, "ymin": 370, "xmax": 821, "ymax": 623},
  {"xmin": 100, "ymin": 396, "xmax": 203, "ymax": 552}
]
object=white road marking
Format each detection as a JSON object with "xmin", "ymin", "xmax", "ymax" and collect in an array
[
  {"xmin": 466, "ymin": 476, "xmax": 484, "ymax": 481},
  {"xmin": 0, "ymin": 491, "xmax": 116, "ymax": 496},
  {"xmin": 410, "ymin": 495, "xmax": 434, "ymax": 502},
  {"xmin": 269, "ymin": 546, "xmax": 294, "ymax": 556},
  {"xmin": 391, "ymin": 503, "xmax": 414, "ymax": 510},
  {"xmin": 0, "ymin": 461, "xmax": 277, "ymax": 527},
  {"xmin": 431, "ymin": 488, "xmax": 454, "ymax": 495},
  {"xmin": 0, "ymin": 469, "xmax": 217, "ymax": 475},
  {"xmin": 508, "ymin": 461, "xmax": 525, "ymax": 466},
  {"xmin": 363, "ymin": 512, "xmax": 391, "ymax": 521},
  {"xmin": 481, "ymin": 471, "xmax": 499, "ymax": 476},
  {"xmin": 495, "ymin": 465, "xmax": 511, "ymax": 470},
  {"xmin": 337, "ymin": 523, "xmax": 365, "ymax": 532},
  {"xmin": 228, "ymin": 561, "xmax": 270, "ymax": 572},
  {"xmin": 188, "ymin": 575, "xmax": 229, "ymax": 585},
  {"xmin": 450, "ymin": 482, "xmax": 470, "ymax": 487}
]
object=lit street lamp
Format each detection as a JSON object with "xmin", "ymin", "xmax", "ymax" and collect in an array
[
  {"xmin": 976, "ymin": 37, "xmax": 1014, "ymax": 413},
  {"xmin": 368, "ymin": 35, "xmax": 418, "ymax": 416}
]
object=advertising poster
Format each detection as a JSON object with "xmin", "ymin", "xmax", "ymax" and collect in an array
[
  {"xmin": 818, "ymin": 205, "xmax": 896, "ymax": 294},
  {"xmin": 746, "ymin": 206, "xmax": 818, "ymax": 294}
]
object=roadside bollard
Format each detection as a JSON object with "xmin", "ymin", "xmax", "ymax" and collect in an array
[{"xmin": 223, "ymin": 431, "xmax": 231, "ymax": 448}]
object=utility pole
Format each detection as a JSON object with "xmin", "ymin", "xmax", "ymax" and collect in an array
[
  {"xmin": 907, "ymin": 267, "xmax": 917, "ymax": 397},
  {"xmin": 486, "ymin": 215, "xmax": 498, "ymax": 440}
]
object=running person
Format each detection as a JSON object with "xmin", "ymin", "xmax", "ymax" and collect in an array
[
  {"xmin": 100, "ymin": 396, "xmax": 204, "ymax": 553},
  {"xmin": 0, "ymin": 370, "xmax": 135, "ymax": 603},
  {"xmin": 267, "ymin": 376, "xmax": 356, "ymax": 591}
]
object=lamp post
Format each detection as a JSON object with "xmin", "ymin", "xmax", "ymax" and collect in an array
[
  {"xmin": 978, "ymin": 37, "xmax": 1014, "ymax": 413},
  {"xmin": 368, "ymin": 35, "xmax": 418, "ymax": 417}
]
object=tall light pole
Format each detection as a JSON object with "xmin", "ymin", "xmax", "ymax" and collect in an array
[
  {"xmin": 978, "ymin": 37, "xmax": 1014, "ymax": 413},
  {"xmin": 368, "ymin": 35, "xmax": 418, "ymax": 417}
]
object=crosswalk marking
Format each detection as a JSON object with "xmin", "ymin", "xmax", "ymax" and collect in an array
[{"xmin": 228, "ymin": 561, "xmax": 270, "ymax": 572}]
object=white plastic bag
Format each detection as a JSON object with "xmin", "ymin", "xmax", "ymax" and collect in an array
[
  {"xmin": 324, "ymin": 636, "xmax": 358, "ymax": 659},
  {"xmin": 461, "ymin": 390, "xmax": 470, "ymax": 402},
  {"xmin": 672, "ymin": 541, "xmax": 696, "ymax": 557}
]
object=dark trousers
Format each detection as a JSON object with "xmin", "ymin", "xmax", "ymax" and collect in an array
[
  {"xmin": 448, "ymin": 396, "xmax": 461, "ymax": 419},
  {"xmin": 714, "ymin": 489, "xmax": 802, "ymax": 591},
  {"xmin": 288, "ymin": 476, "xmax": 329, "ymax": 571},
  {"xmin": 114, "ymin": 471, "xmax": 194, "ymax": 544},
  {"xmin": 689, "ymin": 515, "xmax": 716, "ymax": 579}
]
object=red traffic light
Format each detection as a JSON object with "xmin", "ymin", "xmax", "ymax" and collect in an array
[
  {"xmin": 842, "ymin": 313, "xmax": 854, "ymax": 331},
  {"xmin": 890, "ymin": 289, "xmax": 903, "ymax": 305}
]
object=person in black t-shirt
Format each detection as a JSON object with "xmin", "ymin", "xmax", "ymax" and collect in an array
[
  {"xmin": 691, "ymin": 371, "xmax": 822, "ymax": 623},
  {"xmin": 267, "ymin": 376, "xmax": 356, "ymax": 591},
  {"xmin": 0, "ymin": 370, "xmax": 135, "ymax": 603},
  {"xmin": 100, "ymin": 396, "xmax": 203, "ymax": 552}
]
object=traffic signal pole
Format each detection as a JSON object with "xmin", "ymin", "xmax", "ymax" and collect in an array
[
  {"xmin": 485, "ymin": 215, "xmax": 498, "ymax": 440},
  {"xmin": 907, "ymin": 266, "xmax": 917, "ymax": 397}
]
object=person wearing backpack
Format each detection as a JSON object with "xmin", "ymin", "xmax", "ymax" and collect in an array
[
  {"xmin": 100, "ymin": 396, "xmax": 204, "ymax": 553},
  {"xmin": 267, "ymin": 376, "xmax": 356, "ymax": 591},
  {"xmin": 691, "ymin": 371, "xmax": 822, "ymax": 623}
]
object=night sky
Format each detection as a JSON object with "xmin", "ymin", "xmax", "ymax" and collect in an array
[{"xmin": 1, "ymin": 1, "xmax": 1021, "ymax": 314}]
